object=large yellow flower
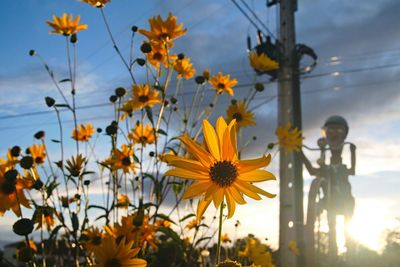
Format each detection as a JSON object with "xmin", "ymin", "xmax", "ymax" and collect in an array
[
  {"xmin": 128, "ymin": 123, "xmax": 156, "ymax": 146},
  {"xmin": 139, "ymin": 13, "xmax": 187, "ymax": 48},
  {"xmin": 249, "ymin": 51, "xmax": 279, "ymax": 73},
  {"xmin": 226, "ymin": 101, "xmax": 256, "ymax": 130},
  {"xmin": 173, "ymin": 57, "xmax": 196, "ymax": 80},
  {"xmin": 165, "ymin": 117, "xmax": 275, "ymax": 219},
  {"xmin": 92, "ymin": 236, "xmax": 147, "ymax": 267},
  {"xmin": 239, "ymin": 237, "xmax": 275, "ymax": 267},
  {"xmin": 0, "ymin": 161, "xmax": 31, "ymax": 216},
  {"xmin": 72, "ymin": 123, "xmax": 95, "ymax": 142},
  {"xmin": 46, "ymin": 13, "xmax": 88, "ymax": 36},
  {"xmin": 80, "ymin": 0, "xmax": 111, "ymax": 7},
  {"xmin": 276, "ymin": 123, "xmax": 302, "ymax": 152},
  {"xmin": 82, "ymin": 227, "xmax": 104, "ymax": 252},
  {"xmin": 28, "ymin": 144, "xmax": 46, "ymax": 165},
  {"xmin": 130, "ymin": 84, "xmax": 162, "ymax": 111},
  {"xmin": 209, "ymin": 72, "xmax": 238, "ymax": 96}
]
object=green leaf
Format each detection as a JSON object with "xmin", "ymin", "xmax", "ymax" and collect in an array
[
  {"xmin": 46, "ymin": 181, "xmax": 59, "ymax": 200},
  {"xmin": 153, "ymin": 213, "xmax": 176, "ymax": 225},
  {"xmin": 195, "ymin": 236, "xmax": 211, "ymax": 247},
  {"xmin": 59, "ymin": 78, "xmax": 71, "ymax": 83},
  {"xmin": 157, "ymin": 129, "xmax": 168, "ymax": 136},
  {"xmin": 51, "ymin": 139, "xmax": 60, "ymax": 143},
  {"xmin": 159, "ymin": 227, "xmax": 183, "ymax": 247},
  {"xmin": 179, "ymin": 213, "xmax": 196, "ymax": 222},
  {"xmin": 145, "ymin": 106, "xmax": 154, "ymax": 124}
]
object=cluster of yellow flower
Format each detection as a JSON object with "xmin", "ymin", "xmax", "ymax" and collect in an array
[{"xmin": 0, "ymin": 1, "xmax": 306, "ymax": 266}]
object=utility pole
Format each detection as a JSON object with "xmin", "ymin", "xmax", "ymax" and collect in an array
[{"xmin": 277, "ymin": 0, "xmax": 306, "ymax": 267}]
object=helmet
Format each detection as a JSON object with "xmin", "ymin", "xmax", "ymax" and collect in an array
[{"xmin": 323, "ymin": 115, "xmax": 349, "ymax": 137}]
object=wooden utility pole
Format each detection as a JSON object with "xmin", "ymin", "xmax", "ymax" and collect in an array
[{"xmin": 277, "ymin": 0, "xmax": 306, "ymax": 267}]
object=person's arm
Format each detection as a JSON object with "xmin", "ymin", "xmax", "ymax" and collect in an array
[
  {"xmin": 349, "ymin": 143, "xmax": 356, "ymax": 175},
  {"xmin": 300, "ymin": 150, "xmax": 319, "ymax": 176}
]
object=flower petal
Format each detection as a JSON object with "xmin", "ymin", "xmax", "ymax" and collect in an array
[
  {"xmin": 179, "ymin": 135, "xmax": 214, "ymax": 167},
  {"xmin": 197, "ymin": 197, "xmax": 212, "ymax": 220},
  {"xmin": 182, "ymin": 181, "xmax": 211, "ymax": 199},
  {"xmin": 233, "ymin": 181, "xmax": 261, "ymax": 200},
  {"xmin": 228, "ymin": 187, "xmax": 246, "ymax": 205},
  {"xmin": 212, "ymin": 188, "xmax": 224, "ymax": 209},
  {"xmin": 166, "ymin": 157, "xmax": 208, "ymax": 173},
  {"xmin": 165, "ymin": 168, "xmax": 208, "ymax": 180},
  {"xmin": 238, "ymin": 169, "xmax": 276, "ymax": 182},
  {"xmin": 225, "ymin": 191, "xmax": 236, "ymax": 218},
  {"xmin": 202, "ymin": 119, "xmax": 221, "ymax": 160},
  {"xmin": 237, "ymin": 154, "xmax": 271, "ymax": 173}
]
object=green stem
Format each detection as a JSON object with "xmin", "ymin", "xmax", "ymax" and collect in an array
[{"xmin": 216, "ymin": 202, "xmax": 224, "ymax": 265}]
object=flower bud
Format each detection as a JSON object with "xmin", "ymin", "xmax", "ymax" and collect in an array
[
  {"xmin": 34, "ymin": 130, "xmax": 45, "ymax": 140},
  {"xmin": 140, "ymin": 43, "xmax": 152, "ymax": 53},
  {"xmin": 136, "ymin": 58, "xmax": 146, "ymax": 66},
  {"xmin": 115, "ymin": 87, "xmax": 126, "ymax": 97},
  {"xmin": 10, "ymin": 146, "xmax": 21, "ymax": 157},
  {"xmin": 20, "ymin": 156, "xmax": 34, "ymax": 169},
  {"xmin": 45, "ymin": 97, "xmax": 56, "ymax": 107},
  {"xmin": 13, "ymin": 218, "xmax": 34, "ymax": 236}
]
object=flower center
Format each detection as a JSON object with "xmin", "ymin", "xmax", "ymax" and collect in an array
[
  {"xmin": 209, "ymin": 161, "xmax": 237, "ymax": 187},
  {"xmin": 105, "ymin": 258, "xmax": 122, "ymax": 267},
  {"xmin": 153, "ymin": 52, "xmax": 163, "ymax": 60},
  {"xmin": 91, "ymin": 235, "xmax": 102, "ymax": 246},
  {"xmin": 1, "ymin": 181, "xmax": 16, "ymax": 195},
  {"xmin": 122, "ymin": 157, "xmax": 131, "ymax": 166},
  {"xmin": 217, "ymin": 83, "xmax": 225, "ymax": 89},
  {"xmin": 139, "ymin": 95, "xmax": 149, "ymax": 103},
  {"xmin": 232, "ymin": 112, "xmax": 243, "ymax": 122},
  {"xmin": 139, "ymin": 136, "xmax": 148, "ymax": 143},
  {"xmin": 159, "ymin": 33, "xmax": 170, "ymax": 40}
]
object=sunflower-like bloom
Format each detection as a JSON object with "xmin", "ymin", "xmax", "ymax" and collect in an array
[
  {"xmin": 185, "ymin": 219, "xmax": 199, "ymax": 230},
  {"xmin": 128, "ymin": 123, "xmax": 156, "ymax": 146},
  {"xmin": 32, "ymin": 206, "xmax": 56, "ymax": 230},
  {"xmin": 66, "ymin": 154, "xmax": 86, "ymax": 177},
  {"xmin": 28, "ymin": 144, "xmax": 46, "ymax": 165},
  {"xmin": 146, "ymin": 42, "xmax": 177, "ymax": 70},
  {"xmin": 92, "ymin": 236, "xmax": 147, "ymax": 267},
  {"xmin": 165, "ymin": 117, "xmax": 276, "ymax": 219},
  {"xmin": 248, "ymin": 51, "xmax": 279, "ymax": 73},
  {"xmin": 80, "ymin": 0, "xmax": 111, "ymax": 8},
  {"xmin": 226, "ymin": 101, "xmax": 256, "ymax": 130},
  {"xmin": 209, "ymin": 72, "xmax": 238, "ymax": 96},
  {"xmin": 239, "ymin": 237, "xmax": 275, "ymax": 267},
  {"xmin": 104, "ymin": 145, "xmax": 137, "ymax": 174},
  {"xmin": 117, "ymin": 193, "xmax": 130, "ymax": 208},
  {"xmin": 46, "ymin": 13, "xmax": 88, "ymax": 36},
  {"xmin": 276, "ymin": 123, "xmax": 302, "ymax": 152},
  {"xmin": 0, "ymin": 162, "xmax": 31, "ymax": 216},
  {"xmin": 139, "ymin": 13, "xmax": 187, "ymax": 48},
  {"xmin": 82, "ymin": 227, "xmax": 104, "ymax": 252},
  {"xmin": 221, "ymin": 233, "xmax": 232, "ymax": 244},
  {"xmin": 173, "ymin": 57, "xmax": 196, "ymax": 80},
  {"xmin": 131, "ymin": 84, "xmax": 162, "ymax": 111},
  {"xmin": 72, "ymin": 123, "xmax": 95, "ymax": 142},
  {"xmin": 105, "ymin": 214, "xmax": 159, "ymax": 250}
]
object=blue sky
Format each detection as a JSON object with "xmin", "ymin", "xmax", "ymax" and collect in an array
[{"xmin": 1, "ymin": 0, "xmax": 400, "ymax": 252}]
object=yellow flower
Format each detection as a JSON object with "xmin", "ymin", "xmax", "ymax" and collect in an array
[
  {"xmin": 288, "ymin": 240, "xmax": 300, "ymax": 256},
  {"xmin": 82, "ymin": 227, "xmax": 104, "ymax": 252},
  {"xmin": 105, "ymin": 144, "xmax": 137, "ymax": 174},
  {"xmin": 0, "ymin": 162, "xmax": 31, "ymax": 217},
  {"xmin": 248, "ymin": 51, "xmax": 279, "ymax": 73},
  {"xmin": 185, "ymin": 219, "xmax": 199, "ymax": 230},
  {"xmin": 209, "ymin": 72, "xmax": 238, "ymax": 96},
  {"xmin": 33, "ymin": 206, "xmax": 55, "ymax": 230},
  {"xmin": 239, "ymin": 237, "xmax": 275, "ymax": 267},
  {"xmin": 80, "ymin": 0, "xmax": 111, "ymax": 8},
  {"xmin": 128, "ymin": 123, "xmax": 156, "ymax": 146},
  {"xmin": 92, "ymin": 236, "xmax": 147, "ymax": 267},
  {"xmin": 226, "ymin": 101, "xmax": 256, "ymax": 130},
  {"xmin": 117, "ymin": 193, "xmax": 130, "ymax": 208},
  {"xmin": 173, "ymin": 57, "xmax": 196, "ymax": 80},
  {"xmin": 28, "ymin": 144, "xmax": 46, "ymax": 165},
  {"xmin": 131, "ymin": 84, "xmax": 162, "ymax": 111},
  {"xmin": 276, "ymin": 123, "xmax": 302, "ymax": 152},
  {"xmin": 146, "ymin": 42, "xmax": 177, "ymax": 70},
  {"xmin": 165, "ymin": 117, "xmax": 276, "ymax": 219},
  {"xmin": 139, "ymin": 13, "xmax": 187, "ymax": 48},
  {"xmin": 46, "ymin": 13, "xmax": 88, "ymax": 36},
  {"xmin": 221, "ymin": 233, "xmax": 232, "ymax": 244},
  {"xmin": 72, "ymin": 123, "xmax": 95, "ymax": 142}
]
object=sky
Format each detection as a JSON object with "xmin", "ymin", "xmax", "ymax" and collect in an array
[{"xmin": 1, "ymin": 0, "xmax": 400, "ymax": 253}]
